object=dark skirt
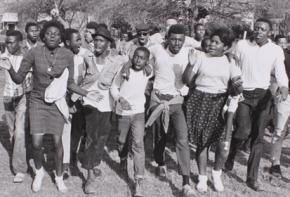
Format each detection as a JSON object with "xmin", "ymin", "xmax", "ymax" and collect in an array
[
  {"xmin": 29, "ymin": 96, "xmax": 65, "ymax": 135},
  {"xmin": 186, "ymin": 89, "xmax": 227, "ymax": 154}
]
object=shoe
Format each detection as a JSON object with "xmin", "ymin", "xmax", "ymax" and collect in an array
[
  {"xmin": 93, "ymin": 167, "xmax": 102, "ymax": 177},
  {"xmin": 246, "ymin": 180, "xmax": 260, "ymax": 191},
  {"xmin": 13, "ymin": 172, "xmax": 25, "ymax": 183},
  {"xmin": 134, "ymin": 178, "xmax": 144, "ymax": 197},
  {"xmin": 212, "ymin": 169, "xmax": 224, "ymax": 192},
  {"xmin": 63, "ymin": 163, "xmax": 70, "ymax": 179},
  {"xmin": 182, "ymin": 184, "xmax": 195, "ymax": 197},
  {"xmin": 156, "ymin": 165, "xmax": 167, "ymax": 178},
  {"xmin": 120, "ymin": 158, "xmax": 128, "ymax": 172},
  {"xmin": 224, "ymin": 158, "xmax": 234, "ymax": 171},
  {"xmin": 84, "ymin": 178, "xmax": 96, "ymax": 194},
  {"xmin": 55, "ymin": 175, "xmax": 68, "ymax": 193},
  {"xmin": 32, "ymin": 167, "xmax": 44, "ymax": 192},
  {"xmin": 269, "ymin": 165, "xmax": 282, "ymax": 178},
  {"xmin": 196, "ymin": 175, "xmax": 208, "ymax": 193}
]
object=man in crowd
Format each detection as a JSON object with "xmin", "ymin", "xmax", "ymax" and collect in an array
[
  {"xmin": 83, "ymin": 21, "xmax": 98, "ymax": 53},
  {"xmin": 225, "ymin": 18, "xmax": 289, "ymax": 191},
  {"xmin": 76, "ymin": 25, "xmax": 127, "ymax": 194},
  {"xmin": 0, "ymin": 30, "xmax": 32, "ymax": 183},
  {"xmin": 126, "ymin": 24, "xmax": 155, "ymax": 58},
  {"xmin": 146, "ymin": 24, "xmax": 195, "ymax": 197},
  {"xmin": 268, "ymin": 34, "xmax": 290, "ymax": 178},
  {"xmin": 22, "ymin": 22, "xmax": 41, "ymax": 53}
]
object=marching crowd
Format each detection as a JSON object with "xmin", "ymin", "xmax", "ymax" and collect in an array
[{"xmin": 0, "ymin": 15, "xmax": 289, "ymax": 197}]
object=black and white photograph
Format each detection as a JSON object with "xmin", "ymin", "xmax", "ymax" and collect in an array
[{"xmin": 0, "ymin": 0, "xmax": 290, "ymax": 196}]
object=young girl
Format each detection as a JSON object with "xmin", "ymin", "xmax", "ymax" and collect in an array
[{"xmin": 183, "ymin": 28, "xmax": 243, "ymax": 193}]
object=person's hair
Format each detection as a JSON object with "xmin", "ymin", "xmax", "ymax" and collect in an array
[
  {"xmin": 274, "ymin": 34, "xmax": 287, "ymax": 43},
  {"xmin": 39, "ymin": 20, "xmax": 65, "ymax": 42},
  {"xmin": 25, "ymin": 22, "xmax": 38, "ymax": 33},
  {"xmin": 167, "ymin": 24, "xmax": 186, "ymax": 37},
  {"xmin": 64, "ymin": 28, "xmax": 79, "ymax": 46},
  {"xmin": 255, "ymin": 18, "xmax": 272, "ymax": 30},
  {"xmin": 86, "ymin": 21, "xmax": 98, "ymax": 29},
  {"xmin": 6, "ymin": 30, "xmax": 23, "ymax": 41},
  {"xmin": 134, "ymin": 46, "xmax": 150, "ymax": 59},
  {"xmin": 210, "ymin": 27, "xmax": 235, "ymax": 48},
  {"xmin": 111, "ymin": 23, "xmax": 119, "ymax": 29},
  {"xmin": 201, "ymin": 37, "xmax": 211, "ymax": 50},
  {"xmin": 98, "ymin": 23, "xmax": 108, "ymax": 29},
  {"xmin": 194, "ymin": 23, "xmax": 204, "ymax": 32}
]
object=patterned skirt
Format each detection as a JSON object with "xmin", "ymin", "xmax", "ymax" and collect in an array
[{"xmin": 186, "ymin": 89, "xmax": 227, "ymax": 154}]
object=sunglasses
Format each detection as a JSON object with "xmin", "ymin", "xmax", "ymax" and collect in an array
[{"xmin": 138, "ymin": 32, "xmax": 149, "ymax": 36}]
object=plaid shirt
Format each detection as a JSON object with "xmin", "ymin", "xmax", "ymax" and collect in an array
[{"xmin": 2, "ymin": 52, "xmax": 32, "ymax": 97}]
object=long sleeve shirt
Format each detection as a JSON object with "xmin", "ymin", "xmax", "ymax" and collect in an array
[{"xmin": 233, "ymin": 39, "xmax": 288, "ymax": 90}]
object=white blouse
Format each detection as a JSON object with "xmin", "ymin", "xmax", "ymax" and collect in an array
[{"xmin": 193, "ymin": 52, "xmax": 241, "ymax": 94}]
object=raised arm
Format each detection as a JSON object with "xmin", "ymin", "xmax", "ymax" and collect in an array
[
  {"xmin": 8, "ymin": 50, "xmax": 34, "ymax": 84},
  {"xmin": 182, "ymin": 49, "xmax": 200, "ymax": 86}
]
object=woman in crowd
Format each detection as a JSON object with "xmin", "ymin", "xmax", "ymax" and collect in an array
[
  {"xmin": 183, "ymin": 28, "xmax": 243, "ymax": 193},
  {"xmin": 1, "ymin": 20, "xmax": 92, "ymax": 193}
]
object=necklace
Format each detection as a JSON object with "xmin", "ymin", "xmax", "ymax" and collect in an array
[{"xmin": 43, "ymin": 46, "xmax": 58, "ymax": 72}]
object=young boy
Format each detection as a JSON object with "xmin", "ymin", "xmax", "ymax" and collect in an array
[{"xmin": 110, "ymin": 46, "xmax": 152, "ymax": 197}]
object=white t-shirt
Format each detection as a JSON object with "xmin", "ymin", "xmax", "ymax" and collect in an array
[
  {"xmin": 110, "ymin": 68, "xmax": 152, "ymax": 115},
  {"xmin": 233, "ymin": 39, "xmax": 288, "ymax": 90},
  {"xmin": 150, "ymin": 44, "xmax": 190, "ymax": 96},
  {"xmin": 193, "ymin": 52, "xmax": 241, "ymax": 94}
]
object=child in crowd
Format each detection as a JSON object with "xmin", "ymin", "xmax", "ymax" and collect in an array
[{"xmin": 110, "ymin": 46, "xmax": 152, "ymax": 197}]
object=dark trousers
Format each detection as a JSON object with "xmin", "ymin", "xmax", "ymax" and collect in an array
[
  {"xmin": 70, "ymin": 102, "xmax": 85, "ymax": 157},
  {"xmin": 153, "ymin": 104, "xmax": 190, "ymax": 176},
  {"xmin": 229, "ymin": 88, "xmax": 272, "ymax": 182},
  {"xmin": 82, "ymin": 107, "xmax": 112, "ymax": 170}
]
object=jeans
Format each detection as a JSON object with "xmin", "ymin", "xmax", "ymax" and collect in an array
[
  {"xmin": 118, "ymin": 113, "xmax": 145, "ymax": 179},
  {"xmin": 82, "ymin": 107, "xmax": 112, "ymax": 170},
  {"xmin": 4, "ymin": 94, "xmax": 28, "ymax": 174},
  {"xmin": 152, "ymin": 104, "xmax": 190, "ymax": 176},
  {"xmin": 229, "ymin": 89, "xmax": 272, "ymax": 182},
  {"xmin": 270, "ymin": 95, "xmax": 290, "ymax": 165}
]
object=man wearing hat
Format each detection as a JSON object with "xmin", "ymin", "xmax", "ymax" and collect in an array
[
  {"xmin": 76, "ymin": 25, "xmax": 127, "ymax": 194},
  {"xmin": 145, "ymin": 24, "xmax": 195, "ymax": 197},
  {"xmin": 125, "ymin": 23, "xmax": 154, "ymax": 59}
]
